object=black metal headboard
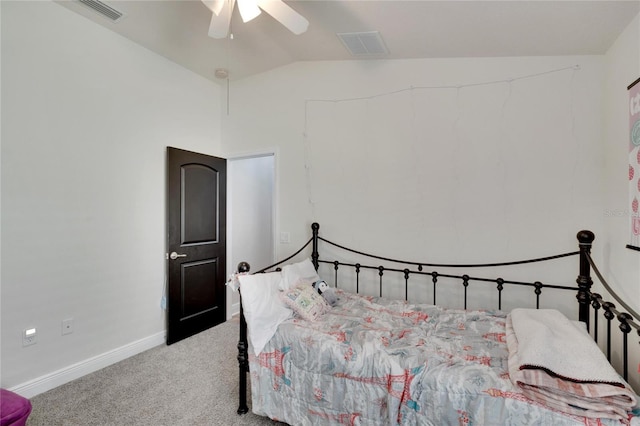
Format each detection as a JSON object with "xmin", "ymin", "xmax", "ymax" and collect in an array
[{"xmin": 310, "ymin": 223, "xmax": 592, "ymax": 324}]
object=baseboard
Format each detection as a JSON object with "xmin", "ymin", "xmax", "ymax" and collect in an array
[
  {"xmin": 231, "ymin": 302, "xmax": 240, "ymax": 317},
  {"xmin": 9, "ymin": 331, "xmax": 166, "ymax": 399}
]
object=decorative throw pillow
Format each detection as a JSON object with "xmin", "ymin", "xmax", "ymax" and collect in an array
[{"xmin": 281, "ymin": 282, "xmax": 330, "ymax": 322}]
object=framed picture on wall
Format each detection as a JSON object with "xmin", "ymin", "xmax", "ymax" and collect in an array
[{"xmin": 628, "ymin": 76, "xmax": 640, "ymax": 252}]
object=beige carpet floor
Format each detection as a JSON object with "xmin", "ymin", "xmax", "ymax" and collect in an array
[{"xmin": 26, "ymin": 318, "xmax": 285, "ymax": 425}]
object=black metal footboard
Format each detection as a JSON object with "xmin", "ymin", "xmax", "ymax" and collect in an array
[
  {"xmin": 584, "ymin": 252, "xmax": 640, "ymax": 384},
  {"xmin": 236, "ymin": 223, "xmax": 640, "ymax": 414}
]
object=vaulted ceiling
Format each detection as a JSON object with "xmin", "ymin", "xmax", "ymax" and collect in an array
[{"xmin": 55, "ymin": 0, "xmax": 640, "ymax": 83}]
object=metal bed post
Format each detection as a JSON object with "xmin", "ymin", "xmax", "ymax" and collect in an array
[
  {"xmin": 237, "ymin": 261, "xmax": 250, "ymax": 415},
  {"xmin": 576, "ymin": 230, "xmax": 595, "ymax": 328}
]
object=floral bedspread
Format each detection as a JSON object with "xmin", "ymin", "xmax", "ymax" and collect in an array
[{"xmin": 248, "ymin": 290, "xmax": 638, "ymax": 425}]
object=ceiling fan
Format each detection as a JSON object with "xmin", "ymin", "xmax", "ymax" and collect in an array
[{"xmin": 202, "ymin": 0, "xmax": 309, "ymax": 39}]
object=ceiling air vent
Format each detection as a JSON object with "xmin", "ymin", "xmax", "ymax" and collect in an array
[
  {"xmin": 77, "ymin": 0, "xmax": 124, "ymax": 22},
  {"xmin": 337, "ymin": 31, "xmax": 389, "ymax": 57}
]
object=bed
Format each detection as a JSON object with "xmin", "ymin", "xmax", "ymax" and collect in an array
[{"xmin": 233, "ymin": 223, "xmax": 640, "ymax": 425}]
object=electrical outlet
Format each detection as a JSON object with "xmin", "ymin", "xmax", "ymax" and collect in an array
[
  {"xmin": 62, "ymin": 318, "xmax": 74, "ymax": 335},
  {"xmin": 23, "ymin": 328, "xmax": 37, "ymax": 347},
  {"xmin": 280, "ymin": 232, "xmax": 290, "ymax": 244}
]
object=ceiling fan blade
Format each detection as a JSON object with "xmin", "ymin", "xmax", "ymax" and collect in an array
[
  {"xmin": 257, "ymin": 0, "xmax": 309, "ymax": 35},
  {"xmin": 208, "ymin": 0, "xmax": 235, "ymax": 38},
  {"xmin": 201, "ymin": 0, "xmax": 225, "ymax": 16}
]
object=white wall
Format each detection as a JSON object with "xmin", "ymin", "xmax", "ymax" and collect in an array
[
  {"xmin": 602, "ymin": 13, "xmax": 640, "ymax": 312},
  {"xmin": 1, "ymin": 1, "xmax": 222, "ymax": 394},
  {"xmin": 222, "ymin": 56, "xmax": 607, "ymax": 311}
]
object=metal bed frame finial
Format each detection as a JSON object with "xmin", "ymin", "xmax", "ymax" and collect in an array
[{"xmin": 576, "ymin": 230, "xmax": 595, "ymax": 328}]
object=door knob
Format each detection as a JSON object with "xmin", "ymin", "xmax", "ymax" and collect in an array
[{"xmin": 169, "ymin": 252, "xmax": 187, "ymax": 260}]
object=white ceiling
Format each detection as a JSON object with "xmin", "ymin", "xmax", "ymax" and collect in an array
[{"xmin": 55, "ymin": 0, "xmax": 640, "ymax": 83}]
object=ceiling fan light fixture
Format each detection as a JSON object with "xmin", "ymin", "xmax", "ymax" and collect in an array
[
  {"xmin": 237, "ymin": 0, "xmax": 261, "ymax": 23},
  {"xmin": 204, "ymin": 0, "xmax": 308, "ymax": 38}
]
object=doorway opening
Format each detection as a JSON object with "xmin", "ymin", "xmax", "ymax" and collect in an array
[{"xmin": 227, "ymin": 153, "xmax": 276, "ymax": 319}]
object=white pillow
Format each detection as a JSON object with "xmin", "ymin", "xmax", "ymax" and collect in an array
[
  {"xmin": 280, "ymin": 258, "xmax": 320, "ymax": 290},
  {"xmin": 238, "ymin": 272, "xmax": 292, "ymax": 356}
]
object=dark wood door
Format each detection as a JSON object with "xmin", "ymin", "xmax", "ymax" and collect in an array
[{"xmin": 166, "ymin": 147, "xmax": 226, "ymax": 345}]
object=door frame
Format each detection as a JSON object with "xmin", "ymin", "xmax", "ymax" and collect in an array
[{"xmin": 226, "ymin": 149, "xmax": 278, "ymax": 320}]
